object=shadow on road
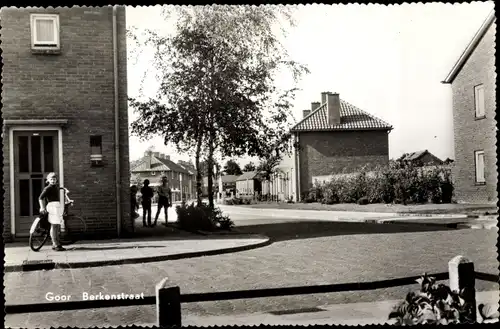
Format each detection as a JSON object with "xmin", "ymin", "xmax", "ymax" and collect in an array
[
  {"xmin": 232, "ymin": 220, "xmax": 460, "ymax": 242},
  {"xmin": 66, "ymin": 245, "xmax": 166, "ymax": 251}
]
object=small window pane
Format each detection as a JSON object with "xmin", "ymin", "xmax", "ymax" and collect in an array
[
  {"xmin": 32, "ymin": 179, "xmax": 43, "ymax": 215},
  {"xmin": 31, "ymin": 136, "xmax": 41, "ymax": 172},
  {"xmin": 20, "ymin": 179, "xmax": 30, "ymax": 216},
  {"xmin": 43, "ymin": 136, "xmax": 54, "ymax": 172},
  {"xmin": 475, "ymin": 151, "xmax": 485, "ymax": 183},
  {"xmin": 475, "ymin": 85, "xmax": 485, "ymax": 117},
  {"xmin": 18, "ymin": 136, "xmax": 29, "ymax": 173},
  {"xmin": 35, "ymin": 19, "xmax": 55, "ymax": 42},
  {"xmin": 90, "ymin": 135, "xmax": 102, "ymax": 155}
]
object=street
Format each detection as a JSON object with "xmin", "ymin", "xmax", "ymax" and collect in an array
[{"xmin": 5, "ymin": 209, "xmax": 499, "ymax": 327}]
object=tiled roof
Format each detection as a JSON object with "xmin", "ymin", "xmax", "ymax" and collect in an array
[
  {"xmin": 236, "ymin": 171, "xmax": 261, "ymax": 181},
  {"xmin": 131, "ymin": 156, "xmax": 190, "ymax": 174},
  {"xmin": 402, "ymin": 150, "xmax": 427, "ymax": 161},
  {"xmin": 291, "ymin": 99, "xmax": 393, "ymax": 132}
]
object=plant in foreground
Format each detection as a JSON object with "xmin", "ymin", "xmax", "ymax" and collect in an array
[{"xmin": 388, "ymin": 273, "xmax": 476, "ymax": 325}]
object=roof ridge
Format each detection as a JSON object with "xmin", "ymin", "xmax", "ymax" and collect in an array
[
  {"xmin": 340, "ymin": 99, "xmax": 393, "ymax": 128},
  {"xmin": 442, "ymin": 8, "xmax": 496, "ymax": 84}
]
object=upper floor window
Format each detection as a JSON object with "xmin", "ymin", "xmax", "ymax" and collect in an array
[
  {"xmin": 474, "ymin": 84, "xmax": 485, "ymax": 118},
  {"xmin": 474, "ymin": 150, "xmax": 485, "ymax": 184},
  {"xmin": 30, "ymin": 14, "xmax": 60, "ymax": 49}
]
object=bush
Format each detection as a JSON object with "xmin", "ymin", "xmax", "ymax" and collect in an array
[
  {"xmin": 357, "ymin": 197, "xmax": 369, "ymax": 205},
  {"xmin": 176, "ymin": 202, "xmax": 234, "ymax": 232},
  {"xmin": 389, "ymin": 273, "xmax": 475, "ymax": 325},
  {"xmin": 312, "ymin": 164, "xmax": 454, "ymax": 206}
]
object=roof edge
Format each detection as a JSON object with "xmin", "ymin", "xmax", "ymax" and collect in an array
[{"xmin": 442, "ymin": 9, "xmax": 496, "ymax": 84}]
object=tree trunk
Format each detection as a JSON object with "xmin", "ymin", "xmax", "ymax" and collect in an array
[
  {"xmin": 195, "ymin": 134, "xmax": 203, "ymax": 207},
  {"xmin": 207, "ymin": 128, "xmax": 216, "ymax": 210}
]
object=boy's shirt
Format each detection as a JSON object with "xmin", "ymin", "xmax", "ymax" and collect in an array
[
  {"xmin": 157, "ymin": 185, "xmax": 172, "ymax": 200},
  {"xmin": 140, "ymin": 186, "xmax": 154, "ymax": 201}
]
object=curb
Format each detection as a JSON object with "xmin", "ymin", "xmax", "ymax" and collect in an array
[{"xmin": 4, "ymin": 235, "xmax": 272, "ymax": 273}]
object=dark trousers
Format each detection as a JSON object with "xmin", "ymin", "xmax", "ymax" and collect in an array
[{"xmin": 142, "ymin": 200, "xmax": 152, "ymax": 225}]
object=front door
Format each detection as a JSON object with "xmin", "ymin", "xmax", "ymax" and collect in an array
[{"xmin": 14, "ymin": 131, "xmax": 59, "ymax": 237}]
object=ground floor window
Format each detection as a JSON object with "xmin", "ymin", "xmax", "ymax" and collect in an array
[{"xmin": 474, "ymin": 150, "xmax": 485, "ymax": 183}]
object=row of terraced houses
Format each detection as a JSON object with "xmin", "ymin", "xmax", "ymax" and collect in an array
[{"xmin": 1, "ymin": 6, "xmax": 496, "ymax": 241}]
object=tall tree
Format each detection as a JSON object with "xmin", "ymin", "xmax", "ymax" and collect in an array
[
  {"xmin": 243, "ymin": 161, "xmax": 256, "ymax": 172},
  {"xmin": 129, "ymin": 5, "xmax": 308, "ymax": 209},
  {"xmin": 223, "ymin": 160, "xmax": 243, "ymax": 176}
]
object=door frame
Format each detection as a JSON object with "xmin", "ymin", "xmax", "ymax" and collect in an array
[{"xmin": 9, "ymin": 126, "xmax": 64, "ymax": 236}]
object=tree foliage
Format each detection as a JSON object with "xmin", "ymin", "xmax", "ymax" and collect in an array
[
  {"xmin": 243, "ymin": 161, "xmax": 256, "ymax": 172},
  {"xmin": 223, "ymin": 160, "xmax": 243, "ymax": 176},
  {"xmin": 129, "ymin": 5, "xmax": 309, "ymax": 208}
]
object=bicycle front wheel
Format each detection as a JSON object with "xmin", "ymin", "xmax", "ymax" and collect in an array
[
  {"xmin": 29, "ymin": 217, "xmax": 50, "ymax": 252},
  {"xmin": 61, "ymin": 215, "xmax": 87, "ymax": 245}
]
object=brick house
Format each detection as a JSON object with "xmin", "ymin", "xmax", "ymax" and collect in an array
[
  {"xmin": 131, "ymin": 151, "xmax": 195, "ymax": 202},
  {"xmin": 235, "ymin": 171, "xmax": 263, "ymax": 197},
  {"xmin": 275, "ymin": 92, "xmax": 393, "ymax": 201},
  {"xmin": 400, "ymin": 150, "xmax": 444, "ymax": 166},
  {"xmin": 441, "ymin": 10, "xmax": 497, "ymax": 204},
  {"xmin": 1, "ymin": 6, "xmax": 131, "ymax": 241}
]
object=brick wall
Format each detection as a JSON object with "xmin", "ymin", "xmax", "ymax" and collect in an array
[
  {"xmin": 451, "ymin": 21, "xmax": 497, "ymax": 204},
  {"xmin": 1, "ymin": 6, "xmax": 131, "ymax": 240},
  {"xmin": 298, "ymin": 130, "xmax": 389, "ymax": 194}
]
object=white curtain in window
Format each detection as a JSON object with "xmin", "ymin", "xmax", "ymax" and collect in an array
[{"xmin": 36, "ymin": 19, "xmax": 55, "ymax": 42}]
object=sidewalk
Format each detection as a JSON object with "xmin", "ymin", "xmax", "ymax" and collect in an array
[
  {"xmin": 179, "ymin": 291, "xmax": 499, "ymax": 326},
  {"xmin": 218, "ymin": 204, "xmax": 498, "ymax": 230},
  {"xmin": 4, "ymin": 234, "xmax": 270, "ymax": 272}
]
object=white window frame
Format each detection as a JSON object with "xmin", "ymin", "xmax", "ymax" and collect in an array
[
  {"xmin": 474, "ymin": 84, "xmax": 485, "ymax": 118},
  {"xmin": 30, "ymin": 14, "xmax": 60, "ymax": 49},
  {"xmin": 474, "ymin": 150, "xmax": 486, "ymax": 184}
]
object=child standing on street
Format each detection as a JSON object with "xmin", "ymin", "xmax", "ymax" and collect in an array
[
  {"xmin": 140, "ymin": 179, "xmax": 154, "ymax": 227},
  {"xmin": 154, "ymin": 176, "xmax": 172, "ymax": 227}
]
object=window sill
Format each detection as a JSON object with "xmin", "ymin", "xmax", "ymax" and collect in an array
[
  {"xmin": 475, "ymin": 182, "xmax": 486, "ymax": 186},
  {"xmin": 31, "ymin": 48, "xmax": 61, "ymax": 55},
  {"xmin": 475, "ymin": 115, "xmax": 486, "ymax": 121}
]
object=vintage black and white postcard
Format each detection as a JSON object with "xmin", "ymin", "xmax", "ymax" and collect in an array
[{"xmin": 2, "ymin": 1, "xmax": 498, "ymax": 327}]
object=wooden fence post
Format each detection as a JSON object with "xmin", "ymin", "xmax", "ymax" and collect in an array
[
  {"xmin": 448, "ymin": 255, "xmax": 477, "ymax": 323},
  {"xmin": 156, "ymin": 278, "xmax": 182, "ymax": 327}
]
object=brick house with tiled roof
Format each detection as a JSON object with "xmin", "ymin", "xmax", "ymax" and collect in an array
[
  {"xmin": 441, "ymin": 9, "xmax": 497, "ymax": 204},
  {"xmin": 400, "ymin": 150, "xmax": 443, "ymax": 166},
  {"xmin": 273, "ymin": 92, "xmax": 393, "ymax": 202},
  {"xmin": 131, "ymin": 151, "xmax": 195, "ymax": 201}
]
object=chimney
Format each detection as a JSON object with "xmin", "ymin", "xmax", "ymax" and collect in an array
[
  {"xmin": 153, "ymin": 152, "xmax": 160, "ymax": 158},
  {"xmin": 164, "ymin": 155, "xmax": 170, "ymax": 160},
  {"xmin": 145, "ymin": 150, "xmax": 153, "ymax": 169},
  {"xmin": 302, "ymin": 110, "xmax": 311, "ymax": 118},
  {"xmin": 321, "ymin": 92, "xmax": 329, "ymax": 104},
  {"xmin": 327, "ymin": 92, "xmax": 341, "ymax": 125},
  {"xmin": 311, "ymin": 102, "xmax": 320, "ymax": 111}
]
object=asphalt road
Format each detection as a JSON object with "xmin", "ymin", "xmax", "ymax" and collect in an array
[{"xmin": 5, "ymin": 221, "xmax": 498, "ymax": 328}]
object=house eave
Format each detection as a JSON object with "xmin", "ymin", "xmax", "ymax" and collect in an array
[
  {"xmin": 290, "ymin": 127, "xmax": 393, "ymax": 133},
  {"xmin": 442, "ymin": 9, "xmax": 496, "ymax": 84}
]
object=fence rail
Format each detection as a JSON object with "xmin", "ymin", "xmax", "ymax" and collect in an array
[{"xmin": 5, "ymin": 258, "xmax": 499, "ymax": 326}]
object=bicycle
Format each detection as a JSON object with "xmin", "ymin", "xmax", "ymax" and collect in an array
[{"xmin": 29, "ymin": 189, "xmax": 87, "ymax": 252}]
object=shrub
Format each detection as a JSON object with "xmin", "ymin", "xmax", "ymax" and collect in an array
[
  {"xmin": 357, "ymin": 197, "xmax": 369, "ymax": 205},
  {"xmin": 176, "ymin": 202, "xmax": 234, "ymax": 232},
  {"xmin": 389, "ymin": 273, "xmax": 475, "ymax": 325}
]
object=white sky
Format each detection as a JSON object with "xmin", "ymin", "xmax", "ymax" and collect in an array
[{"xmin": 126, "ymin": 2, "xmax": 495, "ymax": 166}]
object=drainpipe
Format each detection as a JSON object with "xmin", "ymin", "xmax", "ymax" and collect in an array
[
  {"xmin": 294, "ymin": 132, "xmax": 301, "ymax": 202},
  {"xmin": 113, "ymin": 5, "xmax": 122, "ymax": 237}
]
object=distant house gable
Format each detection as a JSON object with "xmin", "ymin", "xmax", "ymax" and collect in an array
[{"xmin": 401, "ymin": 150, "xmax": 443, "ymax": 166}]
